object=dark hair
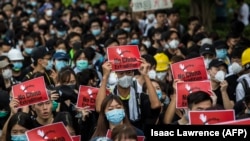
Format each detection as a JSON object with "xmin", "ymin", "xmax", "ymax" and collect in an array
[
  {"xmin": 111, "ymin": 125, "xmax": 137, "ymax": 141},
  {"xmin": 187, "ymin": 16, "xmax": 200, "ymax": 25},
  {"xmin": 187, "ymin": 91, "xmax": 213, "ymax": 109},
  {"xmin": 72, "ymin": 49, "xmax": 86, "ymax": 65},
  {"xmin": 6, "ymin": 112, "xmax": 34, "ymax": 141},
  {"xmin": 83, "ymin": 47, "xmax": 96, "ymax": 62},
  {"xmin": 57, "ymin": 67, "xmax": 76, "ymax": 85},
  {"xmin": 23, "ymin": 36, "xmax": 35, "ymax": 43},
  {"xmin": 53, "ymin": 112, "xmax": 77, "ymax": 135},
  {"xmin": 104, "ymin": 38, "xmax": 119, "ymax": 47},
  {"xmin": 113, "ymin": 29, "xmax": 128, "ymax": 39},
  {"xmin": 91, "ymin": 95, "xmax": 131, "ymax": 138},
  {"xmin": 76, "ymin": 68, "xmax": 98, "ymax": 86},
  {"xmin": 154, "ymin": 9, "xmax": 166, "ymax": 17},
  {"xmin": 161, "ymin": 30, "xmax": 180, "ymax": 41},
  {"xmin": 88, "ymin": 17, "xmax": 102, "ymax": 30},
  {"xmin": 141, "ymin": 54, "xmax": 156, "ymax": 68}
]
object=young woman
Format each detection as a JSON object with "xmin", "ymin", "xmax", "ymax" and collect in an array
[
  {"xmin": 91, "ymin": 95, "xmax": 144, "ymax": 139},
  {"xmin": 5, "ymin": 112, "xmax": 34, "ymax": 141},
  {"xmin": 111, "ymin": 124, "xmax": 138, "ymax": 141}
]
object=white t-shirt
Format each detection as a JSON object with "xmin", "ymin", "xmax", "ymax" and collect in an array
[{"xmin": 238, "ymin": 3, "xmax": 249, "ymax": 26}]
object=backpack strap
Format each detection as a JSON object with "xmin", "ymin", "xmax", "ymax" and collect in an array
[
  {"xmin": 132, "ymin": 79, "xmax": 141, "ymax": 120},
  {"xmin": 241, "ymin": 78, "xmax": 250, "ymax": 96}
]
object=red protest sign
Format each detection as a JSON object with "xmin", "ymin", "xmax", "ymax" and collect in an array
[
  {"xmin": 77, "ymin": 86, "xmax": 110, "ymax": 110},
  {"xmin": 107, "ymin": 45, "xmax": 141, "ymax": 71},
  {"xmin": 189, "ymin": 110, "xmax": 235, "ymax": 125},
  {"xmin": 72, "ymin": 135, "xmax": 81, "ymax": 141},
  {"xmin": 26, "ymin": 122, "xmax": 72, "ymax": 141},
  {"xmin": 12, "ymin": 76, "xmax": 49, "ymax": 108},
  {"xmin": 176, "ymin": 81, "xmax": 212, "ymax": 108},
  {"xmin": 106, "ymin": 130, "xmax": 145, "ymax": 141},
  {"xmin": 171, "ymin": 56, "xmax": 208, "ymax": 81},
  {"xmin": 215, "ymin": 118, "xmax": 250, "ymax": 125}
]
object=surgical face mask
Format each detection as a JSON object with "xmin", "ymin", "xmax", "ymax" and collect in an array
[
  {"xmin": 204, "ymin": 58, "xmax": 212, "ymax": 69},
  {"xmin": 12, "ymin": 62, "xmax": 23, "ymax": 71},
  {"xmin": 214, "ymin": 70, "xmax": 226, "ymax": 82},
  {"xmin": 108, "ymin": 72, "xmax": 118, "ymax": 86},
  {"xmin": 29, "ymin": 17, "xmax": 36, "ymax": 23},
  {"xmin": 57, "ymin": 31, "xmax": 66, "ymax": 37},
  {"xmin": 118, "ymin": 75, "xmax": 133, "ymax": 88},
  {"xmin": 1, "ymin": 52, "xmax": 8, "ymax": 56},
  {"xmin": 166, "ymin": 39, "xmax": 179, "ymax": 49},
  {"xmin": 50, "ymin": 30, "xmax": 56, "ymax": 35},
  {"xmin": 0, "ymin": 111, "xmax": 8, "ymax": 118},
  {"xmin": 156, "ymin": 72, "xmax": 167, "ymax": 81},
  {"xmin": 246, "ymin": 109, "xmax": 250, "ymax": 114},
  {"xmin": 24, "ymin": 48, "xmax": 33, "ymax": 55},
  {"xmin": 123, "ymin": 27, "xmax": 131, "ymax": 33},
  {"xmin": 56, "ymin": 49, "xmax": 67, "ymax": 53},
  {"xmin": 142, "ymin": 41, "xmax": 151, "ymax": 48},
  {"xmin": 163, "ymin": 96, "xmax": 170, "ymax": 105},
  {"xmin": 88, "ymin": 9, "xmax": 93, "ymax": 14},
  {"xmin": 55, "ymin": 60, "xmax": 68, "ymax": 72},
  {"xmin": 105, "ymin": 109, "xmax": 125, "ymax": 125},
  {"xmin": 26, "ymin": 9, "xmax": 33, "ymax": 15},
  {"xmin": 216, "ymin": 49, "xmax": 227, "ymax": 59},
  {"xmin": 111, "ymin": 15, "xmax": 117, "ymax": 21},
  {"xmin": 91, "ymin": 29, "xmax": 101, "ymax": 36},
  {"xmin": 45, "ymin": 9, "xmax": 53, "ymax": 17},
  {"xmin": 76, "ymin": 60, "xmax": 88, "ymax": 71},
  {"xmin": 45, "ymin": 60, "xmax": 53, "ymax": 70},
  {"xmin": 11, "ymin": 134, "xmax": 28, "ymax": 141},
  {"xmin": 148, "ymin": 69, "xmax": 156, "ymax": 79},
  {"xmin": 231, "ymin": 62, "xmax": 243, "ymax": 74},
  {"xmin": 31, "ymin": 1, "xmax": 37, "ymax": 7},
  {"xmin": 147, "ymin": 13, "xmax": 155, "ymax": 21},
  {"xmin": 2, "ymin": 69, "xmax": 12, "ymax": 79},
  {"xmin": 156, "ymin": 90, "xmax": 162, "ymax": 100},
  {"xmin": 130, "ymin": 39, "xmax": 139, "ymax": 45}
]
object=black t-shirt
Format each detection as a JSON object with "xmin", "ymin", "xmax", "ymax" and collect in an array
[
  {"xmin": 225, "ymin": 74, "xmax": 238, "ymax": 103},
  {"xmin": 147, "ymin": 46, "xmax": 158, "ymax": 57},
  {"xmin": 213, "ymin": 86, "xmax": 235, "ymax": 108},
  {"xmin": 23, "ymin": 55, "xmax": 32, "ymax": 70}
]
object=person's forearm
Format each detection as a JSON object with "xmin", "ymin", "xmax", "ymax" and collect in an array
[
  {"xmin": 221, "ymin": 91, "xmax": 234, "ymax": 109},
  {"xmin": 164, "ymin": 95, "xmax": 176, "ymax": 124},
  {"xmin": 144, "ymin": 75, "xmax": 161, "ymax": 109},
  {"xmin": 96, "ymin": 76, "xmax": 108, "ymax": 112}
]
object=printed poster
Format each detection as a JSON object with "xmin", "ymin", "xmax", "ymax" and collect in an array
[
  {"xmin": 132, "ymin": 0, "xmax": 173, "ymax": 12},
  {"xmin": 26, "ymin": 122, "xmax": 72, "ymax": 141},
  {"xmin": 189, "ymin": 110, "xmax": 235, "ymax": 125},
  {"xmin": 12, "ymin": 76, "xmax": 49, "ymax": 108},
  {"xmin": 171, "ymin": 56, "xmax": 208, "ymax": 81},
  {"xmin": 107, "ymin": 45, "xmax": 141, "ymax": 71},
  {"xmin": 176, "ymin": 80, "xmax": 212, "ymax": 108}
]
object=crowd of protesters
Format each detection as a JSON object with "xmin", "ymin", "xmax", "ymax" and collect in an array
[{"xmin": 0, "ymin": 0, "xmax": 250, "ymax": 141}]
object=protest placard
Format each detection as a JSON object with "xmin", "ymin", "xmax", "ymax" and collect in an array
[
  {"xmin": 132, "ymin": 0, "xmax": 173, "ymax": 12},
  {"xmin": 176, "ymin": 80, "xmax": 212, "ymax": 108},
  {"xmin": 189, "ymin": 110, "xmax": 235, "ymax": 125},
  {"xmin": 12, "ymin": 76, "xmax": 49, "ymax": 108},
  {"xmin": 107, "ymin": 45, "xmax": 141, "ymax": 71},
  {"xmin": 26, "ymin": 122, "xmax": 72, "ymax": 141},
  {"xmin": 171, "ymin": 56, "xmax": 208, "ymax": 81},
  {"xmin": 76, "ymin": 85, "xmax": 110, "ymax": 110}
]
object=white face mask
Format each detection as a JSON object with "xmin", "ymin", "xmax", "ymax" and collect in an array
[
  {"xmin": 231, "ymin": 62, "xmax": 243, "ymax": 74},
  {"xmin": 156, "ymin": 72, "xmax": 167, "ymax": 81},
  {"xmin": 108, "ymin": 72, "xmax": 118, "ymax": 86},
  {"xmin": 147, "ymin": 14, "xmax": 155, "ymax": 21},
  {"xmin": 142, "ymin": 41, "xmax": 151, "ymax": 48},
  {"xmin": 168, "ymin": 40, "xmax": 180, "ymax": 49},
  {"xmin": 214, "ymin": 70, "xmax": 226, "ymax": 82},
  {"xmin": 148, "ymin": 69, "xmax": 156, "ymax": 79},
  {"xmin": 2, "ymin": 69, "xmax": 12, "ymax": 79},
  {"xmin": 118, "ymin": 75, "xmax": 133, "ymax": 88},
  {"xmin": 204, "ymin": 58, "xmax": 212, "ymax": 69},
  {"xmin": 45, "ymin": 9, "xmax": 53, "ymax": 17}
]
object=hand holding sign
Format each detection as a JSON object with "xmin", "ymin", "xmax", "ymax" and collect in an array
[
  {"xmin": 102, "ymin": 61, "xmax": 112, "ymax": 79},
  {"xmin": 138, "ymin": 58, "xmax": 150, "ymax": 76},
  {"xmin": 9, "ymin": 97, "xmax": 19, "ymax": 115},
  {"xmin": 75, "ymin": 106, "xmax": 92, "ymax": 121}
]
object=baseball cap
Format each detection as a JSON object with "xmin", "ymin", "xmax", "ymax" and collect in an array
[
  {"xmin": 199, "ymin": 43, "xmax": 215, "ymax": 56},
  {"xmin": 154, "ymin": 53, "xmax": 170, "ymax": 71},
  {"xmin": 31, "ymin": 46, "xmax": 50, "ymax": 62},
  {"xmin": 52, "ymin": 52, "xmax": 70, "ymax": 61},
  {"xmin": 213, "ymin": 40, "xmax": 227, "ymax": 50},
  {"xmin": 208, "ymin": 59, "xmax": 228, "ymax": 69}
]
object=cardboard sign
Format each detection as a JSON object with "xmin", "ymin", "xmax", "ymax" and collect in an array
[
  {"xmin": 12, "ymin": 76, "xmax": 49, "ymax": 108},
  {"xmin": 77, "ymin": 86, "xmax": 110, "ymax": 110},
  {"xmin": 107, "ymin": 45, "xmax": 141, "ymax": 71},
  {"xmin": 176, "ymin": 81, "xmax": 212, "ymax": 108},
  {"xmin": 171, "ymin": 56, "xmax": 208, "ymax": 81},
  {"xmin": 106, "ymin": 129, "xmax": 145, "ymax": 141},
  {"xmin": 26, "ymin": 122, "xmax": 72, "ymax": 141},
  {"xmin": 132, "ymin": 0, "xmax": 173, "ymax": 12},
  {"xmin": 72, "ymin": 135, "xmax": 81, "ymax": 141},
  {"xmin": 189, "ymin": 110, "xmax": 235, "ymax": 125},
  {"xmin": 215, "ymin": 118, "xmax": 250, "ymax": 125}
]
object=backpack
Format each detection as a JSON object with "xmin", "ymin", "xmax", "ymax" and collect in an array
[{"xmin": 240, "ymin": 78, "xmax": 250, "ymax": 96}]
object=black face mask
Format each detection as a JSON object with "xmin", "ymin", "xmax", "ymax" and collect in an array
[
  {"xmin": 38, "ymin": 24, "xmax": 48, "ymax": 31},
  {"xmin": 67, "ymin": 84, "xmax": 76, "ymax": 90}
]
